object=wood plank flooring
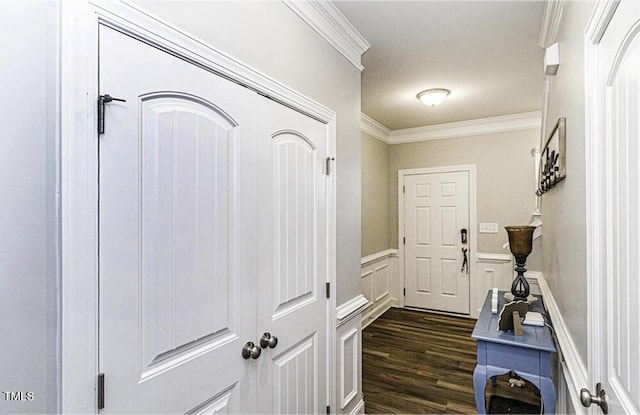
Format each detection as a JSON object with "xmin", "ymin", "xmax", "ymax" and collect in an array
[{"xmin": 362, "ymin": 308, "xmax": 542, "ymax": 414}]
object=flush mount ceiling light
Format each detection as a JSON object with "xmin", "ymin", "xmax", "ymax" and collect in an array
[{"xmin": 417, "ymin": 88, "xmax": 450, "ymax": 106}]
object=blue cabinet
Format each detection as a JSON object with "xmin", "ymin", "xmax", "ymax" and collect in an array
[{"xmin": 471, "ymin": 290, "xmax": 556, "ymax": 414}]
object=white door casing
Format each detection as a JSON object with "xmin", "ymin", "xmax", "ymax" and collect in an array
[
  {"xmin": 98, "ymin": 23, "xmax": 331, "ymax": 414},
  {"xmin": 586, "ymin": 1, "xmax": 640, "ymax": 413},
  {"xmin": 256, "ymin": 97, "xmax": 329, "ymax": 414},
  {"xmin": 400, "ymin": 166, "xmax": 474, "ymax": 314}
]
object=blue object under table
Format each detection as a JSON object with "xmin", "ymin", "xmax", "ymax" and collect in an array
[{"xmin": 471, "ymin": 290, "xmax": 557, "ymax": 414}]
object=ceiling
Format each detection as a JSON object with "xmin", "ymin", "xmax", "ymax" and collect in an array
[{"xmin": 334, "ymin": 1, "xmax": 546, "ymax": 130}]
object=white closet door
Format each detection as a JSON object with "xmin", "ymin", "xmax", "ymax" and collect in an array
[
  {"xmin": 98, "ymin": 25, "xmax": 258, "ymax": 414},
  {"xmin": 255, "ymin": 97, "xmax": 329, "ymax": 414},
  {"xmin": 590, "ymin": 2, "xmax": 640, "ymax": 413}
]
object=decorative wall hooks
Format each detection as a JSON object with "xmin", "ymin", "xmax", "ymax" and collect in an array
[{"xmin": 536, "ymin": 117, "xmax": 566, "ymax": 196}]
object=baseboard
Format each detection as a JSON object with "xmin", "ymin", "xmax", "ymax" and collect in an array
[
  {"xmin": 533, "ymin": 273, "xmax": 588, "ymax": 414},
  {"xmin": 361, "ymin": 297, "xmax": 391, "ymax": 329},
  {"xmin": 349, "ymin": 399, "xmax": 365, "ymax": 415}
]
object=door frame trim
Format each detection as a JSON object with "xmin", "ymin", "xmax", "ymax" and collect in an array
[
  {"xmin": 397, "ymin": 164, "xmax": 477, "ymax": 313},
  {"xmin": 61, "ymin": 1, "xmax": 337, "ymax": 413}
]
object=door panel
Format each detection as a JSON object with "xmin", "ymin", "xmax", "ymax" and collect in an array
[
  {"xmin": 273, "ymin": 335, "xmax": 317, "ymax": 414},
  {"xmin": 256, "ymin": 97, "xmax": 328, "ymax": 414},
  {"xmin": 594, "ymin": 2, "xmax": 640, "ymax": 413},
  {"xmin": 188, "ymin": 385, "xmax": 239, "ymax": 415},
  {"xmin": 99, "ymin": 25, "xmax": 257, "ymax": 414},
  {"xmin": 404, "ymin": 171, "xmax": 470, "ymax": 314},
  {"xmin": 272, "ymin": 131, "xmax": 317, "ymax": 313},
  {"xmin": 139, "ymin": 94, "xmax": 236, "ymax": 378}
]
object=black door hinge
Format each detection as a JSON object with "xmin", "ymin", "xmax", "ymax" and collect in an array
[
  {"xmin": 403, "ymin": 236, "xmax": 406, "ymax": 245},
  {"xmin": 404, "ymin": 288, "xmax": 406, "ymax": 296},
  {"xmin": 97, "ymin": 373, "xmax": 105, "ymax": 410},
  {"xmin": 325, "ymin": 282, "xmax": 330, "ymax": 298},
  {"xmin": 403, "ymin": 185, "xmax": 405, "ymax": 193},
  {"xmin": 326, "ymin": 405, "xmax": 331, "ymax": 414},
  {"xmin": 325, "ymin": 157, "xmax": 335, "ymax": 175},
  {"xmin": 98, "ymin": 94, "xmax": 126, "ymax": 135}
]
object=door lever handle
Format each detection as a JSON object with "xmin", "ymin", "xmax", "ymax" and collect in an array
[{"xmin": 461, "ymin": 247, "xmax": 469, "ymax": 274}]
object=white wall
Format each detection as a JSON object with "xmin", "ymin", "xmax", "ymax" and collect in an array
[
  {"xmin": 0, "ymin": 2, "xmax": 59, "ymax": 413},
  {"xmin": 137, "ymin": 0, "xmax": 363, "ymax": 307},
  {"xmin": 389, "ymin": 128, "xmax": 540, "ymax": 253},
  {"xmin": 361, "ymin": 132, "xmax": 390, "ymax": 256}
]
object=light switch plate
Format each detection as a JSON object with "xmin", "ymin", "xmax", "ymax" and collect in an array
[{"xmin": 479, "ymin": 223, "xmax": 499, "ymax": 234}]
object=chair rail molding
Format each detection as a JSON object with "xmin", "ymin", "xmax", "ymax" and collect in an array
[
  {"xmin": 361, "ymin": 248, "xmax": 398, "ymax": 266},
  {"xmin": 476, "ymin": 253, "xmax": 511, "ymax": 262},
  {"xmin": 336, "ymin": 294, "xmax": 368, "ymax": 327}
]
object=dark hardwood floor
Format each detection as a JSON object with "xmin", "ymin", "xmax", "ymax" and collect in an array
[{"xmin": 362, "ymin": 307, "xmax": 541, "ymax": 414}]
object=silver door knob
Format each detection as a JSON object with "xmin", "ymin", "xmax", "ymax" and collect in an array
[
  {"xmin": 259, "ymin": 332, "xmax": 278, "ymax": 349},
  {"xmin": 242, "ymin": 342, "xmax": 261, "ymax": 359},
  {"xmin": 580, "ymin": 383, "xmax": 608, "ymax": 414}
]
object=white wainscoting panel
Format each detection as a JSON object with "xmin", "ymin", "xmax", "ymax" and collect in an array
[
  {"xmin": 339, "ymin": 327, "xmax": 358, "ymax": 410},
  {"xmin": 474, "ymin": 253, "xmax": 512, "ymax": 318},
  {"xmin": 361, "ymin": 249, "xmax": 397, "ymax": 327},
  {"xmin": 335, "ymin": 298, "xmax": 366, "ymax": 415},
  {"xmin": 533, "ymin": 273, "xmax": 587, "ymax": 415}
]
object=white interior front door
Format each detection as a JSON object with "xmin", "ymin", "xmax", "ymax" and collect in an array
[
  {"xmin": 256, "ymin": 97, "xmax": 328, "ymax": 414},
  {"xmin": 589, "ymin": 2, "xmax": 640, "ymax": 413},
  {"xmin": 403, "ymin": 170, "xmax": 470, "ymax": 314},
  {"xmin": 98, "ymin": 24, "xmax": 330, "ymax": 414}
]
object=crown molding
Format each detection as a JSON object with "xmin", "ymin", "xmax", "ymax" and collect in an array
[
  {"xmin": 361, "ymin": 113, "xmax": 391, "ymax": 143},
  {"xmin": 538, "ymin": 1, "xmax": 565, "ymax": 48},
  {"xmin": 283, "ymin": 0, "xmax": 370, "ymax": 71},
  {"xmin": 585, "ymin": 1, "xmax": 619, "ymax": 44},
  {"xmin": 361, "ymin": 112, "xmax": 542, "ymax": 145},
  {"xmin": 388, "ymin": 111, "xmax": 542, "ymax": 144}
]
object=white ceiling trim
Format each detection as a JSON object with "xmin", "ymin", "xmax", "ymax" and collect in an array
[
  {"xmin": 283, "ymin": 0, "xmax": 370, "ymax": 71},
  {"xmin": 361, "ymin": 113, "xmax": 391, "ymax": 143},
  {"xmin": 390, "ymin": 111, "xmax": 541, "ymax": 144},
  {"xmin": 362, "ymin": 111, "xmax": 542, "ymax": 145},
  {"xmin": 538, "ymin": 1, "xmax": 565, "ymax": 48}
]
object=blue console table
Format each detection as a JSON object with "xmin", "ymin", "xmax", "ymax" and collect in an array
[{"xmin": 471, "ymin": 290, "xmax": 557, "ymax": 414}]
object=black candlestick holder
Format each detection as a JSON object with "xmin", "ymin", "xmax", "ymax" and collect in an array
[{"xmin": 505, "ymin": 226, "xmax": 536, "ymax": 301}]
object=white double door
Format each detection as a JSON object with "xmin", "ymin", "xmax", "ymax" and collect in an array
[
  {"xmin": 98, "ymin": 25, "xmax": 328, "ymax": 414},
  {"xmin": 403, "ymin": 169, "xmax": 470, "ymax": 314}
]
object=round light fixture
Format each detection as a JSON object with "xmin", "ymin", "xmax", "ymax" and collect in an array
[{"xmin": 417, "ymin": 88, "xmax": 450, "ymax": 106}]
